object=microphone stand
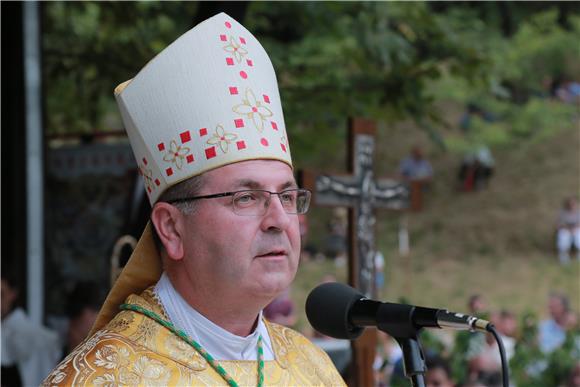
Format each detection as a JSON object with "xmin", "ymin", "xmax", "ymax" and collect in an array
[
  {"xmin": 394, "ymin": 336, "xmax": 426, "ymax": 387},
  {"xmin": 374, "ymin": 303, "xmax": 427, "ymax": 387}
]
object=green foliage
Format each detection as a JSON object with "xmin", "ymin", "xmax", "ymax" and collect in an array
[
  {"xmin": 495, "ymin": 11, "xmax": 580, "ymax": 93},
  {"xmin": 247, "ymin": 2, "xmax": 491, "ymax": 160},
  {"xmin": 509, "ymin": 312, "xmax": 580, "ymax": 386},
  {"xmin": 445, "ymin": 97, "xmax": 577, "ymax": 155},
  {"xmin": 43, "ymin": 2, "xmax": 198, "ymax": 134},
  {"xmin": 430, "ymin": 8, "xmax": 580, "ymax": 155},
  {"xmin": 43, "ymin": 3, "xmax": 578, "ymax": 162}
]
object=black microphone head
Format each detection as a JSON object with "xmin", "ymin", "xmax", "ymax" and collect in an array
[{"xmin": 305, "ymin": 282, "xmax": 365, "ymax": 340}]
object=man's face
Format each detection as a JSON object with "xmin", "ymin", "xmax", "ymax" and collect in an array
[
  {"xmin": 1, "ymin": 279, "xmax": 17, "ymax": 319},
  {"xmin": 425, "ymin": 368, "xmax": 454, "ymax": 387},
  {"xmin": 179, "ymin": 160, "xmax": 301, "ymax": 303},
  {"xmin": 548, "ymin": 296, "xmax": 566, "ymax": 320}
]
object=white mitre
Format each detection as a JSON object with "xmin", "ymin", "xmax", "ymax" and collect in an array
[
  {"xmin": 92, "ymin": 13, "xmax": 291, "ymax": 333},
  {"xmin": 115, "ymin": 12, "xmax": 292, "ymax": 204}
]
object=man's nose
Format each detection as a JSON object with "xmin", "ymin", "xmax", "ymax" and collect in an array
[{"xmin": 260, "ymin": 194, "xmax": 291, "ymax": 231}]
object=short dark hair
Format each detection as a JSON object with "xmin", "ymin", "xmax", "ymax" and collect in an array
[
  {"xmin": 151, "ymin": 174, "xmax": 206, "ymax": 252},
  {"xmin": 65, "ymin": 281, "xmax": 103, "ymax": 319},
  {"xmin": 549, "ymin": 292, "xmax": 570, "ymax": 313},
  {"xmin": 426, "ymin": 354, "xmax": 452, "ymax": 379}
]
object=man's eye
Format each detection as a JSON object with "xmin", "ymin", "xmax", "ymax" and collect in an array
[
  {"xmin": 280, "ymin": 193, "xmax": 295, "ymax": 203},
  {"xmin": 235, "ymin": 193, "xmax": 257, "ymax": 205}
]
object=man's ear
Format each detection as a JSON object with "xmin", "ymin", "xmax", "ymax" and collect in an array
[{"xmin": 151, "ymin": 203, "xmax": 185, "ymax": 260}]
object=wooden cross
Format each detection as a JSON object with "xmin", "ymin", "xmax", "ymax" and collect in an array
[{"xmin": 301, "ymin": 117, "xmax": 411, "ymax": 387}]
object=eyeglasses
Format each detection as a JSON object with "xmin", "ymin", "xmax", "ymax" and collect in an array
[{"xmin": 166, "ymin": 188, "xmax": 312, "ymax": 216}]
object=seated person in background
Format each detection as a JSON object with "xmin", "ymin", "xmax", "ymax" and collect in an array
[
  {"xmin": 495, "ymin": 309, "xmax": 517, "ymax": 361},
  {"xmin": 466, "ymin": 312, "xmax": 503, "ymax": 387},
  {"xmin": 263, "ymin": 288, "xmax": 296, "ymax": 327},
  {"xmin": 566, "ymin": 361, "xmax": 580, "ymax": 387},
  {"xmin": 1, "ymin": 274, "xmax": 61, "ymax": 387},
  {"xmin": 468, "ymin": 294, "xmax": 488, "ymax": 316},
  {"xmin": 425, "ymin": 354, "xmax": 455, "ymax": 387},
  {"xmin": 63, "ymin": 282, "xmax": 103, "ymax": 356},
  {"xmin": 556, "ymin": 197, "xmax": 580, "ymax": 264},
  {"xmin": 399, "ymin": 146, "xmax": 433, "ymax": 183},
  {"xmin": 538, "ymin": 292, "xmax": 576, "ymax": 354},
  {"xmin": 458, "ymin": 146, "xmax": 494, "ymax": 192}
]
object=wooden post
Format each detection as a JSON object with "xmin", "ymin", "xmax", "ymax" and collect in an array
[{"xmin": 301, "ymin": 118, "xmax": 411, "ymax": 386}]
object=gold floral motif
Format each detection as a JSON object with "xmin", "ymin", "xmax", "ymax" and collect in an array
[
  {"xmin": 232, "ymin": 88, "xmax": 273, "ymax": 132},
  {"xmin": 162, "ymin": 140, "xmax": 191, "ymax": 170},
  {"xmin": 223, "ymin": 36, "xmax": 248, "ymax": 63},
  {"xmin": 42, "ymin": 289, "xmax": 347, "ymax": 386},
  {"xmin": 107, "ymin": 312, "xmax": 134, "ymax": 333},
  {"xmin": 94, "ymin": 345, "xmax": 119, "ymax": 370},
  {"xmin": 269, "ymin": 324, "xmax": 291, "ymax": 369},
  {"xmin": 139, "ymin": 164, "xmax": 154, "ymax": 191},
  {"xmin": 93, "ymin": 373, "xmax": 116, "ymax": 386},
  {"xmin": 45, "ymin": 360, "xmax": 69, "ymax": 384},
  {"xmin": 129, "ymin": 318, "xmax": 159, "ymax": 349},
  {"xmin": 118, "ymin": 367, "xmax": 140, "ymax": 385},
  {"xmin": 206, "ymin": 125, "xmax": 238, "ymax": 154},
  {"xmin": 130, "ymin": 355, "xmax": 171, "ymax": 386},
  {"xmin": 164, "ymin": 335, "xmax": 207, "ymax": 371}
]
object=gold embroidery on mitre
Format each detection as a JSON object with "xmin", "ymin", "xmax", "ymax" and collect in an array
[
  {"xmin": 223, "ymin": 36, "xmax": 248, "ymax": 63},
  {"xmin": 232, "ymin": 88, "xmax": 273, "ymax": 133},
  {"xmin": 139, "ymin": 164, "xmax": 155, "ymax": 192},
  {"xmin": 206, "ymin": 125, "xmax": 238, "ymax": 154},
  {"xmin": 162, "ymin": 140, "xmax": 191, "ymax": 170}
]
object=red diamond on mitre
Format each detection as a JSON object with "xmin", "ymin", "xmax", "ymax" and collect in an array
[
  {"xmin": 157, "ymin": 143, "xmax": 165, "ymax": 151},
  {"xmin": 166, "ymin": 167, "xmax": 173, "ymax": 176},
  {"xmin": 205, "ymin": 147, "xmax": 217, "ymax": 159},
  {"xmin": 220, "ymin": 34, "xmax": 227, "ymax": 41},
  {"xmin": 240, "ymin": 37, "xmax": 246, "ymax": 44},
  {"xmin": 226, "ymin": 57, "xmax": 234, "ymax": 66},
  {"xmin": 281, "ymin": 143, "xmax": 287, "ymax": 152},
  {"xmin": 180, "ymin": 131, "xmax": 191, "ymax": 143},
  {"xmin": 260, "ymin": 138, "xmax": 269, "ymax": 146},
  {"xmin": 199, "ymin": 128, "xmax": 208, "ymax": 136},
  {"xmin": 229, "ymin": 86, "xmax": 238, "ymax": 95},
  {"xmin": 236, "ymin": 141, "xmax": 246, "ymax": 150},
  {"xmin": 155, "ymin": 178, "xmax": 160, "ymax": 186},
  {"xmin": 186, "ymin": 154, "xmax": 194, "ymax": 163},
  {"xmin": 142, "ymin": 157, "xmax": 148, "ymax": 165},
  {"xmin": 271, "ymin": 121, "xmax": 278, "ymax": 130},
  {"xmin": 225, "ymin": 21, "xmax": 232, "ymax": 28},
  {"xmin": 147, "ymin": 186, "xmax": 151, "ymax": 193},
  {"xmin": 263, "ymin": 94, "xmax": 270, "ymax": 103},
  {"xmin": 234, "ymin": 119, "xmax": 244, "ymax": 128},
  {"xmin": 240, "ymin": 71, "xmax": 248, "ymax": 79},
  {"xmin": 246, "ymin": 59, "xmax": 253, "ymax": 67}
]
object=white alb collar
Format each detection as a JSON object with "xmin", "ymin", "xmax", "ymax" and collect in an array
[{"xmin": 154, "ymin": 272, "xmax": 274, "ymax": 361}]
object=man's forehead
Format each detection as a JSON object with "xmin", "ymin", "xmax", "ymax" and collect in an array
[{"xmin": 204, "ymin": 160, "xmax": 295, "ymax": 188}]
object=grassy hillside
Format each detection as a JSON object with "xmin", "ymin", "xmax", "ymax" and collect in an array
[{"xmin": 292, "ymin": 119, "xmax": 580, "ymax": 333}]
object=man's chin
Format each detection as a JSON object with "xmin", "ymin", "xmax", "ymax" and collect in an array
[{"xmin": 254, "ymin": 278, "xmax": 292, "ymax": 298}]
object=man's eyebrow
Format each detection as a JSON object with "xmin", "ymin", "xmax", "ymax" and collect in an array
[
  {"xmin": 232, "ymin": 179, "xmax": 298, "ymax": 190},
  {"xmin": 280, "ymin": 180, "xmax": 298, "ymax": 190}
]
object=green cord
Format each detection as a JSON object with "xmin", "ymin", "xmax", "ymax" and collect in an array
[{"xmin": 120, "ymin": 303, "xmax": 264, "ymax": 387}]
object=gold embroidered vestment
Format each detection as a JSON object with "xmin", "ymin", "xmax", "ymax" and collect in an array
[{"xmin": 43, "ymin": 288, "xmax": 346, "ymax": 386}]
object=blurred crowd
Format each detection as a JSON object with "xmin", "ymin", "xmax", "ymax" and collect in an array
[
  {"xmin": 371, "ymin": 292, "xmax": 579, "ymax": 387},
  {"xmin": 1, "ymin": 275, "xmax": 102, "ymax": 387}
]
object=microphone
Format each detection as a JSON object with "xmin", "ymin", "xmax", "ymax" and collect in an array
[{"xmin": 305, "ymin": 282, "xmax": 491, "ymax": 340}]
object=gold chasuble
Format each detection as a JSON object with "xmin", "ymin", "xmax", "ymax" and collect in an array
[{"xmin": 43, "ymin": 288, "xmax": 345, "ymax": 386}]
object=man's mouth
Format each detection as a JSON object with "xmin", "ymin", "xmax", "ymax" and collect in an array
[{"xmin": 256, "ymin": 250, "xmax": 287, "ymax": 258}]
